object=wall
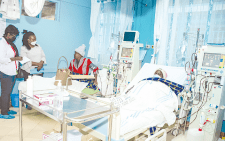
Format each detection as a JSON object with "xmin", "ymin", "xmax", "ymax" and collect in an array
[
  {"xmin": 0, "ymin": 0, "xmax": 92, "ymax": 96},
  {"xmin": 6, "ymin": 0, "xmax": 91, "ymax": 71},
  {"xmin": 132, "ymin": 0, "xmax": 156, "ymax": 66}
]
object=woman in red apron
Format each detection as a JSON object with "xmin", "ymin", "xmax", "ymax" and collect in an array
[{"xmin": 69, "ymin": 44, "xmax": 99, "ymax": 90}]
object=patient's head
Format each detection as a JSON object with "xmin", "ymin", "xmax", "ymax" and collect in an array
[{"xmin": 154, "ymin": 68, "xmax": 167, "ymax": 79}]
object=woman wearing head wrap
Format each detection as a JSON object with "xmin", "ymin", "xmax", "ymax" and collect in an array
[
  {"xmin": 0, "ymin": 25, "xmax": 22, "ymax": 119},
  {"xmin": 69, "ymin": 44, "xmax": 99, "ymax": 89},
  {"xmin": 153, "ymin": 68, "xmax": 167, "ymax": 79}
]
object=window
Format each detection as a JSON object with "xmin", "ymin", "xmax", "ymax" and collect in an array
[
  {"xmin": 21, "ymin": 0, "xmax": 59, "ymax": 21},
  {"xmin": 41, "ymin": 1, "xmax": 56, "ymax": 20}
]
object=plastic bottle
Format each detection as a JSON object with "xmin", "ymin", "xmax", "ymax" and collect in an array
[
  {"xmin": 26, "ymin": 75, "xmax": 33, "ymax": 104},
  {"xmin": 199, "ymin": 112, "xmax": 205, "ymax": 129},
  {"xmin": 53, "ymin": 80, "xmax": 63, "ymax": 120}
]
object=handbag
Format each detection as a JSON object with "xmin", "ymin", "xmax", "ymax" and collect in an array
[
  {"xmin": 54, "ymin": 56, "xmax": 72, "ymax": 86},
  {"xmin": 16, "ymin": 64, "xmax": 24, "ymax": 78}
]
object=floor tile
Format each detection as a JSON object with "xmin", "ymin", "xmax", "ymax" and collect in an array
[
  {"xmin": 6, "ymin": 127, "xmax": 31, "ymax": 138},
  {"xmin": 21, "ymin": 121, "xmax": 39, "ymax": 129},
  {"xmin": 0, "ymin": 126, "xmax": 14, "ymax": 136},
  {"xmin": 0, "ymin": 119, "xmax": 6, "ymax": 124},
  {"xmin": 0, "ymin": 136, "xmax": 19, "ymax": 141},
  {"xmin": 0, "ymin": 119, "xmax": 18, "ymax": 128},
  {"xmin": 25, "ymin": 129, "xmax": 44, "ymax": 139},
  {"xmin": 23, "ymin": 138, "xmax": 41, "ymax": 141}
]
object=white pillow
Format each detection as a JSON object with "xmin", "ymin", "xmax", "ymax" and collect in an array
[{"xmin": 124, "ymin": 63, "xmax": 187, "ymax": 93}]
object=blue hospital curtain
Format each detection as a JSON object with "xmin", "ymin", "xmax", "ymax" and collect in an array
[{"xmin": 154, "ymin": 0, "xmax": 225, "ymax": 67}]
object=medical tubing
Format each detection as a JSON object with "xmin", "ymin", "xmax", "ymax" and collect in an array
[
  {"xmin": 182, "ymin": 74, "xmax": 207, "ymax": 105},
  {"xmin": 191, "ymin": 53, "xmax": 197, "ymax": 69},
  {"xmin": 192, "ymin": 75, "xmax": 209, "ymax": 105},
  {"xmin": 182, "ymin": 80, "xmax": 198, "ymax": 103},
  {"xmin": 193, "ymin": 75, "xmax": 213, "ymax": 105},
  {"xmin": 190, "ymin": 98, "xmax": 207, "ymax": 125},
  {"xmin": 185, "ymin": 61, "xmax": 190, "ymax": 74},
  {"xmin": 97, "ymin": 70, "xmax": 103, "ymax": 95},
  {"xmin": 189, "ymin": 91, "xmax": 209, "ymax": 125},
  {"xmin": 178, "ymin": 77, "xmax": 211, "ymax": 120},
  {"xmin": 117, "ymin": 62, "xmax": 126, "ymax": 93}
]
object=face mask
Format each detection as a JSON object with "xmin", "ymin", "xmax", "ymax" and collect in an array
[
  {"xmin": 30, "ymin": 41, "xmax": 37, "ymax": 46},
  {"xmin": 7, "ymin": 36, "xmax": 16, "ymax": 42}
]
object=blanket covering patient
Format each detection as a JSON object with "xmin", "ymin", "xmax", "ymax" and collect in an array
[{"xmin": 112, "ymin": 68, "xmax": 184, "ymax": 135}]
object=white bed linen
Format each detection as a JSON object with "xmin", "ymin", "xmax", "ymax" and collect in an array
[
  {"xmin": 123, "ymin": 63, "xmax": 186, "ymax": 93},
  {"xmin": 18, "ymin": 76, "xmax": 88, "ymax": 93},
  {"xmin": 119, "ymin": 80, "xmax": 178, "ymax": 135},
  {"xmin": 112, "ymin": 63, "xmax": 186, "ymax": 135}
]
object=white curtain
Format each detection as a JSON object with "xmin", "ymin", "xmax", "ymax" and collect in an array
[
  {"xmin": 88, "ymin": 0, "xmax": 134, "ymax": 66},
  {"xmin": 24, "ymin": 0, "xmax": 45, "ymax": 17},
  {"xmin": 119, "ymin": 0, "xmax": 133, "ymax": 34},
  {"xmin": 155, "ymin": 0, "xmax": 225, "ymax": 67},
  {"xmin": 88, "ymin": 0, "xmax": 101, "ymax": 64}
]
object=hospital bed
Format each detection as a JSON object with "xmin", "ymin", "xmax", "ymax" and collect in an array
[
  {"xmin": 70, "ymin": 63, "xmax": 187, "ymax": 141},
  {"xmin": 18, "ymin": 63, "xmax": 187, "ymax": 141}
]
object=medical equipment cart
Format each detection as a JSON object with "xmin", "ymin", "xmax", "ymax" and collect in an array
[{"xmin": 19, "ymin": 89, "xmax": 118, "ymax": 141}]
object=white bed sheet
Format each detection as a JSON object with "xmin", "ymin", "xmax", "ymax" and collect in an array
[
  {"xmin": 114, "ymin": 63, "xmax": 187, "ymax": 135},
  {"xmin": 18, "ymin": 76, "xmax": 88, "ymax": 93},
  {"xmin": 123, "ymin": 63, "xmax": 187, "ymax": 93}
]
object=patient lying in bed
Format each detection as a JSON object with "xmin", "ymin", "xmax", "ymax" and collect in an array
[{"xmin": 111, "ymin": 68, "xmax": 184, "ymax": 135}]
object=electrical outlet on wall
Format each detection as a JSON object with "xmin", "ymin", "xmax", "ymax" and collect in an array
[{"xmin": 146, "ymin": 45, "xmax": 150, "ymax": 48}]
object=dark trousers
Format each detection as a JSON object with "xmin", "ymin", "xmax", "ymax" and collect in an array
[{"xmin": 0, "ymin": 71, "xmax": 16, "ymax": 115}]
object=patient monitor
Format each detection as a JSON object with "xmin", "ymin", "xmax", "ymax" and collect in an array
[
  {"xmin": 189, "ymin": 45, "xmax": 225, "ymax": 141},
  {"xmin": 116, "ymin": 31, "xmax": 143, "ymax": 93},
  {"xmin": 123, "ymin": 31, "xmax": 139, "ymax": 43}
]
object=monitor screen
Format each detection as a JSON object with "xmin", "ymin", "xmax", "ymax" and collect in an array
[
  {"xmin": 124, "ymin": 32, "xmax": 136, "ymax": 42},
  {"xmin": 121, "ymin": 48, "xmax": 133, "ymax": 58},
  {"xmin": 202, "ymin": 53, "xmax": 224, "ymax": 68}
]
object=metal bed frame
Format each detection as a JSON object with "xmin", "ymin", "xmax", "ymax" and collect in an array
[{"xmin": 19, "ymin": 89, "xmax": 119, "ymax": 141}]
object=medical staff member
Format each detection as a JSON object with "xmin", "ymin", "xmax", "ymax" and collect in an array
[
  {"xmin": 69, "ymin": 44, "xmax": 99, "ymax": 89},
  {"xmin": 0, "ymin": 25, "xmax": 22, "ymax": 119},
  {"xmin": 20, "ymin": 30, "xmax": 46, "ymax": 81}
]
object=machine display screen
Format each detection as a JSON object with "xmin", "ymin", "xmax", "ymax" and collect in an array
[
  {"xmin": 123, "ymin": 32, "xmax": 136, "ymax": 42},
  {"xmin": 121, "ymin": 48, "xmax": 133, "ymax": 58},
  {"xmin": 202, "ymin": 53, "xmax": 225, "ymax": 68}
]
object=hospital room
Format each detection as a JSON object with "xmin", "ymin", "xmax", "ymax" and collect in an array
[{"xmin": 0, "ymin": 0, "xmax": 225, "ymax": 141}]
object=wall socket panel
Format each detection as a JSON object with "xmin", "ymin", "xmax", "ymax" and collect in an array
[{"xmin": 146, "ymin": 45, "xmax": 150, "ymax": 48}]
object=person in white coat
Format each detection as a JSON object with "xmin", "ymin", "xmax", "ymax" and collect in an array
[{"xmin": 0, "ymin": 25, "xmax": 22, "ymax": 119}]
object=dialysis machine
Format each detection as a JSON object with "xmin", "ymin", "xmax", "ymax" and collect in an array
[
  {"xmin": 189, "ymin": 45, "xmax": 225, "ymax": 141},
  {"xmin": 116, "ymin": 31, "xmax": 143, "ymax": 93}
]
